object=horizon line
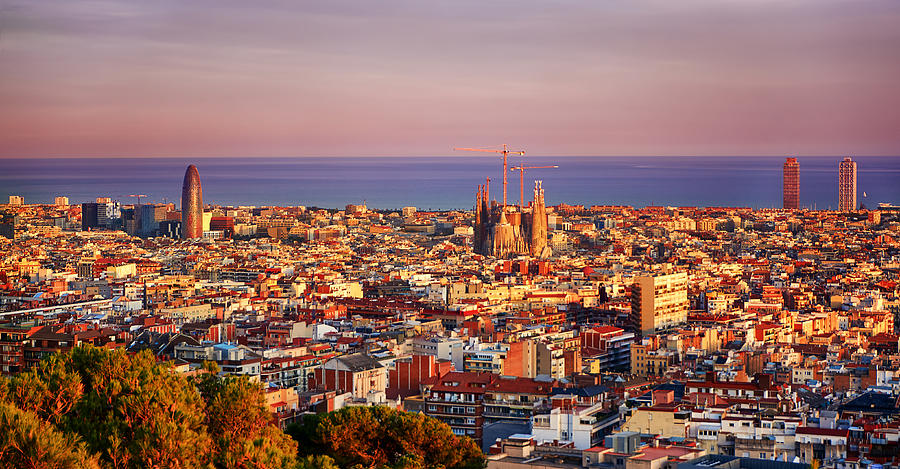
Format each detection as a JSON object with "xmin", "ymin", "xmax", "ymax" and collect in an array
[{"xmin": 3, "ymin": 154, "xmax": 899, "ymax": 159}]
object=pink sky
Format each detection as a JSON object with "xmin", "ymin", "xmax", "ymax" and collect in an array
[{"xmin": 1, "ymin": 0, "xmax": 899, "ymax": 157}]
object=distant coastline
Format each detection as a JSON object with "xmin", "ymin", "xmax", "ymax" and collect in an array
[{"xmin": 3, "ymin": 156, "xmax": 899, "ymax": 210}]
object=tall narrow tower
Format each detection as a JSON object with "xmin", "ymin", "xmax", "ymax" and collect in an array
[
  {"xmin": 782, "ymin": 157, "xmax": 799, "ymax": 209},
  {"xmin": 530, "ymin": 181, "xmax": 548, "ymax": 258},
  {"xmin": 838, "ymin": 157, "xmax": 857, "ymax": 211},
  {"xmin": 181, "ymin": 165, "xmax": 203, "ymax": 239}
]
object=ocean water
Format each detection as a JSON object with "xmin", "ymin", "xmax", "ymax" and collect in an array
[{"xmin": 1, "ymin": 156, "xmax": 898, "ymax": 211}]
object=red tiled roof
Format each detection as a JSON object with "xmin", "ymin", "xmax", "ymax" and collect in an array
[{"xmin": 796, "ymin": 427, "xmax": 849, "ymax": 437}]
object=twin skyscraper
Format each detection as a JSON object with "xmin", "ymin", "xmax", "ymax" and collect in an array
[{"xmin": 783, "ymin": 157, "xmax": 858, "ymax": 211}]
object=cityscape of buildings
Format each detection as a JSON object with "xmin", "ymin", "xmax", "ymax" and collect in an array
[{"xmin": 1, "ymin": 155, "xmax": 899, "ymax": 469}]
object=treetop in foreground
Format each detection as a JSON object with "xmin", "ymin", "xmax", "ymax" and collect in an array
[
  {"xmin": 1, "ymin": 345, "xmax": 485, "ymax": 469},
  {"xmin": 289, "ymin": 405, "xmax": 485, "ymax": 469}
]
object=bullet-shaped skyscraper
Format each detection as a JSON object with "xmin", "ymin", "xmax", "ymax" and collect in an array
[
  {"xmin": 181, "ymin": 165, "xmax": 203, "ymax": 239},
  {"xmin": 783, "ymin": 157, "xmax": 799, "ymax": 209},
  {"xmin": 838, "ymin": 157, "xmax": 857, "ymax": 211}
]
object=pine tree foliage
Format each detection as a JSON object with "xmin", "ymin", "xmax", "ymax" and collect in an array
[
  {"xmin": 0, "ymin": 401, "xmax": 100, "ymax": 469},
  {"xmin": 2, "ymin": 346, "xmax": 486, "ymax": 469},
  {"xmin": 192, "ymin": 367, "xmax": 299, "ymax": 469},
  {"xmin": 289, "ymin": 406, "xmax": 485, "ymax": 469},
  {"xmin": 0, "ymin": 346, "xmax": 299, "ymax": 469}
]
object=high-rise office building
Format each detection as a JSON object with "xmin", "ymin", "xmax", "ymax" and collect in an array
[
  {"xmin": 0, "ymin": 212, "xmax": 15, "ymax": 239},
  {"xmin": 55, "ymin": 196, "xmax": 69, "ymax": 206},
  {"xmin": 631, "ymin": 272, "xmax": 689, "ymax": 335},
  {"xmin": 97, "ymin": 202, "xmax": 119, "ymax": 228},
  {"xmin": 783, "ymin": 158, "xmax": 799, "ymax": 210},
  {"xmin": 159, "ymin": 220, "xmax": 182, "ymax": 239},
  {"xmin": 181, "ymin": 165, "xmax": 203, "ymax": 239},
  {"xmin": 121, "ymin": 207, "xmax": 139, "ymax": 235},
  {"xmin": 140, "ymin": 204, "xmax": 168, "ymax": 237},
  {"xmin": 8, "ymin": 196, "xmax": 23, "ymax": 206},
  {"xmin": 81, "ymin": 203, "xmax": 100, "ymax": 230},
  {"xmin": 839, "ymin": 157, "xmax": 857, "ymax": 211}
]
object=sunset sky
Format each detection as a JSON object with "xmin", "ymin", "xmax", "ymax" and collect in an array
[{"xmin": 1, "ymin": 0, "xmax": 899, "ymax": 158}]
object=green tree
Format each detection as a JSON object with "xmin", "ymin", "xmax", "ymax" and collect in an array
[
  {"xmin": 0, "ymin": 401, "xmax": 100, "ymax": 469},
  {"xmin": 7, "ymin": 352, "xmax": 84, "ymax": 426},
  {"xmin": 193, "ymin": 370, "xmax": 298, "ymax": 469},
  {"xmin": 296, "ymin": 455, "xmax": 339, "ymax": 469},
  {"xmin": 1, "ymin": 346, "xmax": 309, "ymax": 469},
  {"xmin": 63, "ymin": 346, "xmax": 213, "ymax": 469},
  {"xmin": 290, "ymin": 406, "xmax": 484, "ymax": 469}
]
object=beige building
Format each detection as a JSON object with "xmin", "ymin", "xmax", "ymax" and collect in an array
[
  {"xmin": 631, "ymin": 272, "xmax": 689, "ymax": 335},
  {"xmin": 621, "ymin": 405, "xmax": 691, "ymax": 438},
  {"xmin": 160, "ymin": 304, "xmax": 215, "ymax": 323},
  {"xmin": 631, "ymin": 339, "xmax": 676, "ymax": 377}
]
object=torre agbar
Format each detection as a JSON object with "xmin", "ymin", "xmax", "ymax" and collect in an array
[{"xmin": 181, "ymin": 164, "xmax": 203, "ymax": 239}]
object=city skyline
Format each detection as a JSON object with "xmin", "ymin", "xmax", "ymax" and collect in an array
[
  {"xmin": 3, "ymin": 2, "xmax": 900, "ymax": 468},
  {"xmin": 2, "ymin": 155, "xmax": 897, "ymax": 211},
  {"xmin": 2, "ymin": 0, "xmax": 899, "ymax": 158}
]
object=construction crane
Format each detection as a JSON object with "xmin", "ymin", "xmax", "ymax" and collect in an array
[
  {"xmin": 509, "ymin": 165, "xmax": 558, "ymax": 210},
  {"xmin": 454, "ymin": 144, "xmax": 525, "ymax": 207},
  {"xmin": 122, "ymin": 194, "xmax": 148, "ymax": 205}
]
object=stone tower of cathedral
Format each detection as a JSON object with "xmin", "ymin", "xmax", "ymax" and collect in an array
[{"xmin": 473, "ymin": 180, "xmax": 551, "ymax": 259}]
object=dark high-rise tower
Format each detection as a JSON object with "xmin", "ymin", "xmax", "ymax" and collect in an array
[
  {"xmin": 181, "ymin": 165, "xmax": 203, "ymax": 239},
  {"xmin": 783, "ymin": 157, "xmax": 799, "ymax": 209},
  {"xmin": 81, "ymin": 202, "xmax": 100, "ymax": 230}
]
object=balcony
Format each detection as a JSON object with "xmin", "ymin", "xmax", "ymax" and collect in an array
[
  {"xmin": 482, "ymin": 398, "xmax": 544, "ymax": 409},
  {"xmin": 482, "ymin": 408, "xmax": 533, "ymax": 420}
]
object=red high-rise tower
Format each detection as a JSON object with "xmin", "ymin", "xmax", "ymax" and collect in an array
[
  {"xmin": 839, "ymin": 157, "xmax": 857, "ymax": 211},
  {"xmin": 181, "ymin": 165, "xmax": 203, "ymax": 239},
  {"xmin": 783, "ymin": 157, "xmax": 799, "ymax": 209}
]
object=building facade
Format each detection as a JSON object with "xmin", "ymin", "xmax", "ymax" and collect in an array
[
  {"xmin": 783, "ymin": 157, "xmax": 799, "ymax": 210},
  {"xmin": 81, "ymin": 202, "xmax": 100, "ymax": 230},
  {"xmin": 631, "ymin": 272, "xmax": 689, "ymax": 335},
  {"xmin": 838, "ymin": 157, "xmax": 857, "ymax": 211},
  {"xmin": 474, "ymin": 181, "xmax": 551, "ymax": 258},
  {"xmin": 181, "ymin": 164, "xmax": 203, "ymax": 239}
]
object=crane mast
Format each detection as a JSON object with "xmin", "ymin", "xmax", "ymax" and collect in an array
[
  {"xmin": 509, "ymin": 165, "xmax": 558, "ymax": 210},
  {"xmin": 454, "ymin": 144, "xmax": 525, "ymax": 207}
]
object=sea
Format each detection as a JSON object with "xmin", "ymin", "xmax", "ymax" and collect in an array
[{"xmin": 1, "ymin": 156, "xmax": 898, "ymax": 211}]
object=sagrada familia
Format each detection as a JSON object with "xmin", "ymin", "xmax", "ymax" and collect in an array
[{"xmin": 473, "ymin": 180, "xmax": 551, "ymax": 259}]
